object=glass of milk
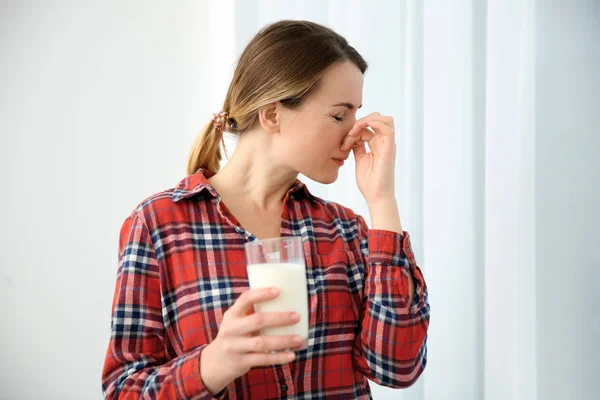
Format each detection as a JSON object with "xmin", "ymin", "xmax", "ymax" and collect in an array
[{"xmin": 244, "ymin": 236, "xmax": 309, "ymax": 350}]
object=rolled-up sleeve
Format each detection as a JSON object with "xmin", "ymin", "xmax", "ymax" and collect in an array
[{"xmin": 352, "ymin": 215, "xmax": 430, "ymax": 388}]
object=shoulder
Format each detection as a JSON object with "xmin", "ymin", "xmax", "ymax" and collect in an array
[
  {"xmin": 128, "ymin": 188, "xmax": 177, "ymax": 220},
  {"xmin": 122, "ymin": 176, "xmax": 214, "ymax": 232},
  {"xmin": 118, "ymin": 187, "xmax": 178, "ymax": 233},
  {"xmin": 114, "ymin": 188, "xmax": 179, "ymax": 253}
]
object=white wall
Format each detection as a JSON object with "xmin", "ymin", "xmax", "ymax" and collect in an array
[
  {"xmin": 422, "ymin": 0, "xmax": 484, "ymax": 397},
  {"xmin": 0, "ymin": 2, "xmax": 212, "ymax": 399},
  {"xmin": 535, "ymin": 0, "xmax": 600, "ymax": 398}
]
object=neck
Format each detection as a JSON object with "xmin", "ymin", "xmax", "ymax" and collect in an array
[{"xmin": 208, "ymin": 129, "xmax": 298, "ymax": 211}]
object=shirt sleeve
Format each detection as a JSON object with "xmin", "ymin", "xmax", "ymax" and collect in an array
[
  {"xmin": 101, "ymin": 214, "xmax": 222, "ymax": 400},
  {"xmin": 352, "ymin": 215, "xmax": 430, "ymax": 388}
]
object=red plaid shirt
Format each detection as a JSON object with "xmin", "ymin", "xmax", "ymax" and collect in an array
[{"xmin": 102, "ymin": 169, "xmax": 430, "ymax": 399}]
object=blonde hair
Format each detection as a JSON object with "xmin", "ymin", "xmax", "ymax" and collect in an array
[{"xmin": 186, "ymin": 20, "xmax": 368, "ymax": 175}]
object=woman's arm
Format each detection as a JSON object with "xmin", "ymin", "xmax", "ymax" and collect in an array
[
  {"xmin": 368, "ymin": 197, "xmax": 414, "ymax": 302},
  {"xmin": 341, "ymin": 111, "xmax": 430, "ymax": 387},
  {"xmin": 102, "ymin": 214, "xmax": 218, "ymax": 400},
  {"xmin": 351, "ymin": 212, "xmax": 430, "ymax": 388}
]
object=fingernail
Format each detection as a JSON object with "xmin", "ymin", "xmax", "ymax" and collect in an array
[
  {"xmin": 270, "ymin": 288, "xmax": 279, "ymax": 295},
  {"xmin": 290, "ymin": 312, "xmax": 300, "ymax": 321},
  {"xmin": 292, "ymin": 336, "xmax": 302, "ymax": 344},
  {"xmin": 287, "ymin": 352, "xmax": 296, "ymax": 360}
]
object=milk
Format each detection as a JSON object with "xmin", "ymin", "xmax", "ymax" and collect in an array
[{"xmin": 246, "ymin": 262, "xmax": 309, "ymax": 341}]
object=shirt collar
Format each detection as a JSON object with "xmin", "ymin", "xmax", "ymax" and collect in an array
[{"xmin": 172, "ymin": 168, "xmax": 315, "ymax": 203}]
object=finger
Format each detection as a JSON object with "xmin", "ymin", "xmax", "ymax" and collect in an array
[
  {"xmin": 341, "ymin": 133, "xmax": 356, "ymax": 151},
  {"xmin": 371, "ymin": 115, "xmax": 394, "ymax": 128},
  {"xmin": 385, "ymin": 116, "xmax": 394, "ymax": 128},
  {"xmin": 342, "ymin": 126, "xmax": 376, "ymax": 152},
  {"xmin": 347, "ymin": 119, "xmax": 371, "ymax": 137},
  {"xmin": 228, "ymin": 335, "xmax": 304, "ymax": 354},
  {"xmin": 361, "ymin": 113, "xmax": 393, "ymax": 129},
  {"xmin": 356, "ymin": 127, "xmax": 376, "ymax": 143},
  {"xmin": 358, "ymin": 120, "xmax": 392, "ymax": 139},
  {"xmin": 348, "ymin": 113, "xmax": 393, "ymax": 136},
  {"xmin": 228, "ymin": 288, "xmax": 280, "ymax": 316},
  {"xmin": 242, "ymin": 350, "xmax": 296, "ymax": 368},
  {"xmin": 236, "ymin": 311, "xmax": 301, "ymax": 335},
  {"xmin": 352, "ymin": 141, "xmax": 368, "ymax": 160}
]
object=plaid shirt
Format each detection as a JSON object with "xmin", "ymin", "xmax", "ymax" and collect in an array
[{"xmin": 102, "ymin": 168, "xmax": 430, "ymax": 399}]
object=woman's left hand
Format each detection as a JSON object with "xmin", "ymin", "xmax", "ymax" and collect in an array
[{"xmin": 341, "ymin": 112, "xmax": 397, "ymax": 205}]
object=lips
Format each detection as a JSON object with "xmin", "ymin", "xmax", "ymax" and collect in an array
[{"xmin": 332, "ymin": 158, "xmax": 345, "ymax": 166}]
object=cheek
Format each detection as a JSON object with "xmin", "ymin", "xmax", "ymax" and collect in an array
[
  {"xmin": 281, "ymin": 119, "xmax": 346, "ymax": 161},
  {"xmin": 298, "ymin": 121, "xmax": 336, "ymax": 148},
  {"xmin": 317, "ymin": 120, "xmax": 349, "ymax": 141},
  {"xmin": 314, "ymin": 125, "xmax": 346, "ymax": 153}
]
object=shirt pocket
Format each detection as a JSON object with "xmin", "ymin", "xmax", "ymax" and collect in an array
[{"xmin": 314, "ymin": 249, "xmax": 362, "ymax": 326}]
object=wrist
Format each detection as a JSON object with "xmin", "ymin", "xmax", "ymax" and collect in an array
[
  {"xmin": 200, "ymin": 342, "xmax": 233, "ymax": 396},
  {"xmin": 367, "ymin": 197, "xmax": 403, "ymax": 234},
  {"xmin": 366, "ymin": 195, "xmax": 397, "ymax": 210}
]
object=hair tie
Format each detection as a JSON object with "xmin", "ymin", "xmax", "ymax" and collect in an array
[{"xmin": 212, "ymin": 111, "xmax": 234, "ymax": 132}]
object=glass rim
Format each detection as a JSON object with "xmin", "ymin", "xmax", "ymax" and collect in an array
[{"xmin": 244, "ymin": 235, "xmax": 303, "ymax": 246}]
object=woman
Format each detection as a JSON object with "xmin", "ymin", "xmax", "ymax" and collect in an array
[{"xmin": 102, "ymin": 20, "xmax": 430, "ymax": 399}]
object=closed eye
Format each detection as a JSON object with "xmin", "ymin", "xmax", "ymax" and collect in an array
[{"xmin": 333, "ymin": 115, "xmax": 345, "ymax": 122}]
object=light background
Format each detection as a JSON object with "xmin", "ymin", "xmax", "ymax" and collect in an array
[{"xmin": 0, "ymin": 1, "xmax": 598, "ymax": 399}]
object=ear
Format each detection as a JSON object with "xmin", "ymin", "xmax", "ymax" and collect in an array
[{"xmin": 257, "ymin": 102, "xmax": 280, "ymax": 134}]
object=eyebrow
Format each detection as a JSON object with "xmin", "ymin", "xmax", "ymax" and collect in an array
[{"xmin": 332, "ymin": 102, "xmax": 362, "ymax": 110}]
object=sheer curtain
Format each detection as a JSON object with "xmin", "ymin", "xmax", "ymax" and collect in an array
[{"xmin": 212, "ymin": 1, "xmax": 598, "ymax": 399}]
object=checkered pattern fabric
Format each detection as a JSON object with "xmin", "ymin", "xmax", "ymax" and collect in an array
[{"xmin": 102, "ymin": 169, "xmax": 430, "ymax": 399}]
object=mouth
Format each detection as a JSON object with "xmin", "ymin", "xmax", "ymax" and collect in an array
[{"xmin": 332, "ymin": 158, "xmax": 346, "ymax": 166}]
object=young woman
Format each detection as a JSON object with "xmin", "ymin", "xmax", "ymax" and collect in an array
[{"xmin": 102, "ymin": 20, "xmax": 430, "ymax": 399}]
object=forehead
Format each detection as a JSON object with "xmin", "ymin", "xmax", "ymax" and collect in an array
[{"xmin": 311, "ymin": 61, "xmax": 363, "ymax": 106}]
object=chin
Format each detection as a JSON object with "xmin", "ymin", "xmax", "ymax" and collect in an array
[{"xmin": 303, "ymin": 169, "xmax": 339, "ymax": 185}]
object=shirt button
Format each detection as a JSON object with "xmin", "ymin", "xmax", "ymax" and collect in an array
[{"xmin": 281, "ymin": 383, "xmax": 288, "ymax": 392}]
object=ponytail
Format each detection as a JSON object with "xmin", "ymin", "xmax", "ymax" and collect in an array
[{"xmin": 186, "ymin": 119, "xmax": 223, "ymax": 175}]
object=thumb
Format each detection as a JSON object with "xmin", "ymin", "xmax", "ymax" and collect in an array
[{"xmin": 352, "ymin": 141, "xmax": 368, "ymax": 161}]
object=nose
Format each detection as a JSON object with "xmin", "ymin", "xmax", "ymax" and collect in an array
[{"xmin": 340, "ymin": 117, "xmax": 357, "ymax": 150}]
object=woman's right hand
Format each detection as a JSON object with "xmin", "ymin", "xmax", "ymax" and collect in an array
[{"xmin": 200, "ymin": 287, "xmax": 303, "ymax": 395}]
